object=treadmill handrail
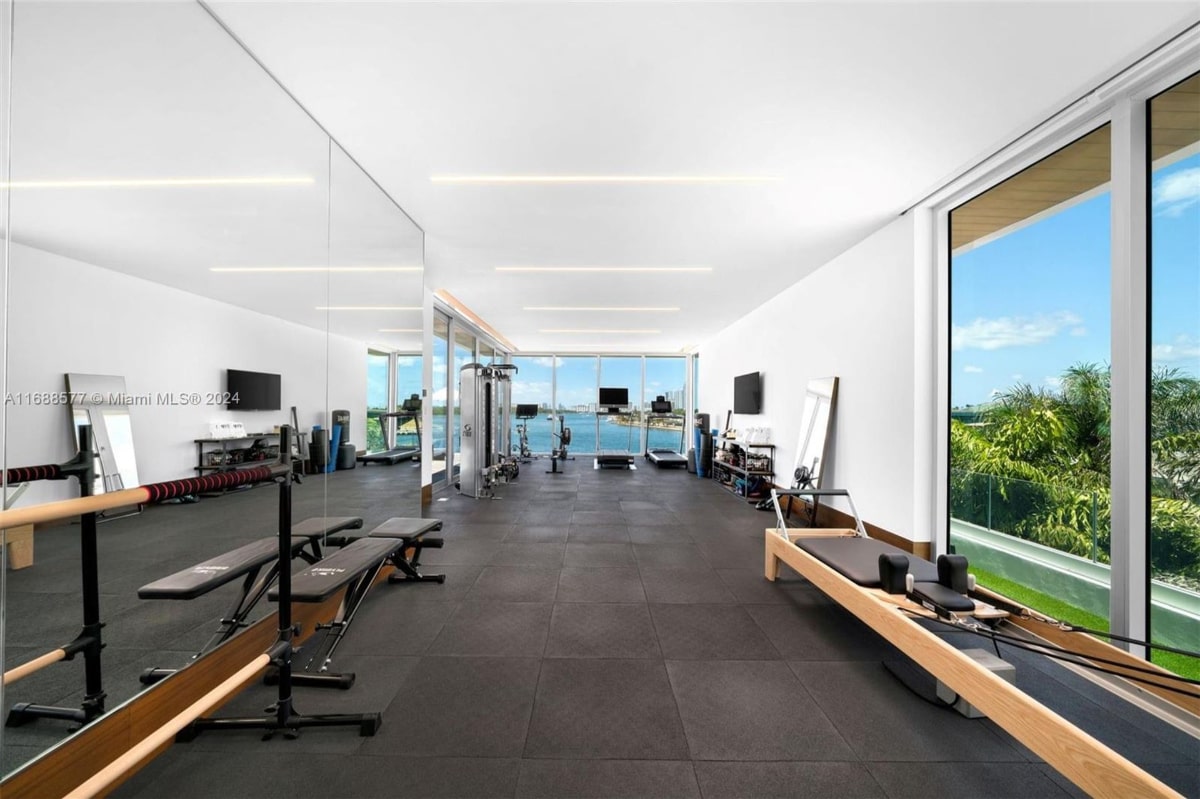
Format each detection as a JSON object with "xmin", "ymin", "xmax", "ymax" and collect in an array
[{"xmin": 770, "ymin": 488, "xmax": 867, "ymax": 538}]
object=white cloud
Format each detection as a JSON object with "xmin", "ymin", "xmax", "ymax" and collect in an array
[
  {"xmin": 1069, "ymin": 327, "xmax": 1087, "ymax": 337},
  {"xmin": 1011, "ymin": 374, "xmax": 1024, "ymax": 381},
  {"xmin": 1153, "ymin": 167, "xmax": 1200, "ymax": 218},
  {"xmin": 1152, "ymin": 334, "xmax": 1200, "ymax": 364},
  {"xmin": 396, "ymin": 356, "xmax": 418, "ymax": 367},
  {"xmin": 952, "ymin": 312, "xmax": 1082, "ymax": 351},
  {"xmin": 530, "ymin": 356, "xmax": 561, "ymax": 368},
  {"xmin": 963, "ymin": 365, "xmax": 983, "ymax": 373},
  {"xmin": 1045, "ymin": 376, "xmax": 1062, "ymax": 388}
]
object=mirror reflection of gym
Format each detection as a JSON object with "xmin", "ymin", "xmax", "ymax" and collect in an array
[{"xmin": 0, "ymin": 1, "xmax": 418, "ymax": 778}]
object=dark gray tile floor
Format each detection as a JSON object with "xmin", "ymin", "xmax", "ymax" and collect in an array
[{"xmin": 4, "ymin": 460, "xmax": 1195, "ymax": 797}]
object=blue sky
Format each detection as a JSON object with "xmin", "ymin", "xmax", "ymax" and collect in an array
[{"xmin": 951, "ymin": 152, "xmax": 1199, "ymax": 408}]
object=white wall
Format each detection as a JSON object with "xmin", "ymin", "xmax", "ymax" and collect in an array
[
  {"xmin": 4, "ymin": 241, "xmax": 366, "ymax": 504},
  {"xmin": 699, "ymin": 214, "xmax": 933, "ymax": 543}
]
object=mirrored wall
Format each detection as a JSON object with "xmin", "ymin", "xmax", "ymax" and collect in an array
[{"xmin": 0, "ymin": 0, "xmax": 421, "ymax": 777}]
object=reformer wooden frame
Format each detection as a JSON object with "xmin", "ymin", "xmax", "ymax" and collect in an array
[{"xmin": 764, "ymin": 525, "xmax": 1185, "ymax": 799}]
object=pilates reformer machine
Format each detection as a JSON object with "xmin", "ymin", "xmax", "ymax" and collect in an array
[
  {"xmin": 0, "ymin": 427, "xmax": 393, "ymax": 798},
  {"xmin": 765, "ymin": 487, "xmax": 1199, "ymax": 799}
]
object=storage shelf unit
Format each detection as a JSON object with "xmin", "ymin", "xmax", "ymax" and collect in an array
[
  {"xmin": 711, "ymin": 439, "xmax": 774, "ymax": 499},
  {"xmin": 193, "ymin": 433, "xmax": 280, "ymax": 473}
]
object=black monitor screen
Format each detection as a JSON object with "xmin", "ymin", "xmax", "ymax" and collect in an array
[
  {"xmin": 733, "ymin": 372, "xmax": 761, "ymax": 414},
  {"xmin": 516, "ymin": 403, "xmax": 539, "ymax": 417},
  {"xmin": 651, "ymin": 399, "xmax": 672, "ymax": 413},
  {"xmin": 227, "ymin": 369, "xmax": 281, "ymax": 411},
  {"xmin": 598, "ymin": 387, "xmax": 629, "ymax": 407}
]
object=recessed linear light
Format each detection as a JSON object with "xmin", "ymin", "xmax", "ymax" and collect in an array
[
  {"xmin": 431, "ymin": 175, "xmax": 778, "ymax": 185},
  {"xmin": 378, "ymin": 328, "xmax": 422, "ymax": 333},
  {"xmin": 213, "ymin": 266, "xmax": 422, "ymax": 273},
  {"xmin": 539, "ymin": 329, "xmax": 660, "ymax": 335},
  {"xmin": 0, "ymin": 176, "xmax": 315, "ymax": 189},
  {"xmin": 525, "ymin": 306, "xmax": 679, "ymax": 312},
  {"xmin": 497, "ymin": 266, "xmax": 711, "ymax": 274},
  {"xmin": 316, "ymin": 306, "xmax": 421, "ymax": 311}
]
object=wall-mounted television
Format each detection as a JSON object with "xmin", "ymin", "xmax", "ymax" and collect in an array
[
  {"xmin": 733, "ymin": 371, "xmax": 761, "ymax": 414},
  {"xmin": 226, "ymin": 369, "xmax": 281, "ymax": 411},
  {"xmin": 598, "ymin": 387, "xmax": 629, "ymax": 409}
]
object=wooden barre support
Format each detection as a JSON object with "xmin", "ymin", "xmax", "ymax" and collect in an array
[
  {"xmin": 3, "ymin": 649, "xmax": 67, "ymax": 686},
  {"xmin": 62, "ymin": 652, "xmax": 271, "ymax": 799},
  {"xmin": 764, "ymin": 530, "xmax": 1183, "ymax": 799}
]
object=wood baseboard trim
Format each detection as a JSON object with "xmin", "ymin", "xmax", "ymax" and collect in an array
[{"xmin": 779, "ymin": 495, "xmax": 931, "ymax": 560}]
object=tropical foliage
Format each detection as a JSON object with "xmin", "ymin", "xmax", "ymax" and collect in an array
[{"xmin": 951, "ymin": 364, "xmax": 1200, "ymax": 587}]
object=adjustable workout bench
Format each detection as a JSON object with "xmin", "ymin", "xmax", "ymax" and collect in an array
[
  {"xmin": 268, "ymin": 517, "xmax": 444, "ymax": 688},
  {"xmin": 137, "ymin": 516, "xmax": 364, "ymax": 684}
]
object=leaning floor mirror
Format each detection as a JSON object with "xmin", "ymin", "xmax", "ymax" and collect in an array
[{"xmin": 787, "ymin": 376, "xmax": 838, "ymax": 524}]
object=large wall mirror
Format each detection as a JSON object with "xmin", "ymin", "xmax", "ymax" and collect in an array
[
  {"xmin": 0, "ymin": 0, "xmax": 422, "ymax": 778},
  {"xmin": 793, "ymin": 376, "xmax": 839, "ymax": 488}
]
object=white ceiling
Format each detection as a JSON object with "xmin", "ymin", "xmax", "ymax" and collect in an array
[
  {"xmin": 206, "ymin": 0, "xmax": 1198, "ymax": 354},
  {"xmin": 7, "ymin": 1, "xmax": 423, "ymax": 353}
]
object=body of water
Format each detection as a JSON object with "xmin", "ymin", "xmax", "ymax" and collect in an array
[{"xmin": 421, "ymin": 411, "xmax": 686, "ymax": 455}]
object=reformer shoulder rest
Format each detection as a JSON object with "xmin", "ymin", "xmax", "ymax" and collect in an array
[
  {"xmin": 138, "ymin": 516, "xmax": 364, "ymax": 600},
  {"xmin": 273, "ymin": 517, "xmax": 444, "ymax": 604}
]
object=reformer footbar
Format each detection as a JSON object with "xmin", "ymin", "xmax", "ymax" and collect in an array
[
  {"xmin": 136, "ymin": 516, "xmax": 364, "ymax": 685},
  {"xmin": 266, "ymin": 517, "xmax": 445, "ymax": 687}
]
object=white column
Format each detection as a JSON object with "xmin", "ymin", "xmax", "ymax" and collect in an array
[{"xmin": 1109, "ymin": 98, "xmax": 1149, "ymax": 655}]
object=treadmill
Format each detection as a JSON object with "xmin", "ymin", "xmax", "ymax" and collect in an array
[
  {"xmin": 358, "ymin": 394, "xmax": 422, "ymax": 465},
  {"xmin": 595, "ymin": 387, "xmax": 636, "ymax": 469},
  {"xmin": 644, "ymin": 396, "xmax": 687, "ymax": 468}
]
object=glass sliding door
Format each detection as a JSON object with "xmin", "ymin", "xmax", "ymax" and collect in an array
[
  {"xmin": 432, "ymin": 313, "xmax": 450, "ymax": 484},
  {"xmin": 1147, "ymin": 73, "xmax": 1200, "ymax": 678},
  {"xmin": 948, "ymin": 124, "xmax": 1113, "ymax": 630}
]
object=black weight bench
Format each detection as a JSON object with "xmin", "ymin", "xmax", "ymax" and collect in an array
[
  {"xmin": 267, "ymin": 517, "xmax": 444, "ymax": 688},
  {"xmin": 137, "ymin": 516, "xmax": 364, "ymax": 683}
]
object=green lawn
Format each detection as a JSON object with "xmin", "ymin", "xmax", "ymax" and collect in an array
[{"xmin": 973, "ymin": 567, "xmax": 1200, "ymax": 682}]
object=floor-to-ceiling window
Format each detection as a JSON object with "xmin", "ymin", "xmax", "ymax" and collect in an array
[
  {"xmin": 1148, "ymin": 73, "xmax": 1200, "ymax": 677},
  {"xmin": 395, "ymin": 354, "xmax": 422, "ymax": 450},
  {"xmin": 366, "ymin": 349, "xmax": 390, "ymax": 453},
  {"xmin": 432, "ymin": 313, "xmax": 450, "ymax": 484},
  {"xmin": 511, "ymin": 355, "xmax": 555, "ymax": 454},
  {"xmin": 645, "ymin": 357, "xmax": 687, "ymax": 454},
  {"xmin": 598, "ymin": 356, "xmax": 641, "ymax": 454},
  {"xmin": 554, "ymin": 356, "xmax": 598, "ymax": 453},
  {"xmin": 949, "ymin": 124, "xmax": 1113, "ymax": 629},
  {"xmin": 451, "ymin": 326, "xmax": 475, "ymax": 477}
]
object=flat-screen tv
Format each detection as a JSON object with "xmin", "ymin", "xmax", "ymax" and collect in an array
[
  {"xmin": 598, "ymin": 387, "xmax": 629, "ymax": 408},
  {"xmin": 733, "ymin": 372, "xmax": 761, "ymax": 414},
  {"xmin": 227, "ymin": 369, "xmax": 281, "ymax": 411}
]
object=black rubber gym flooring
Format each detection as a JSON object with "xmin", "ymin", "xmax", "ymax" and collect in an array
[{"xmin": 4, "ymin": 460, "xmax": 1197, "ymax": 797}]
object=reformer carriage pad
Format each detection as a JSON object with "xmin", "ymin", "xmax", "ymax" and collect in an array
[{"xmin": 796, "ymin": 537, "xmax": 939, "ymax": 587}]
